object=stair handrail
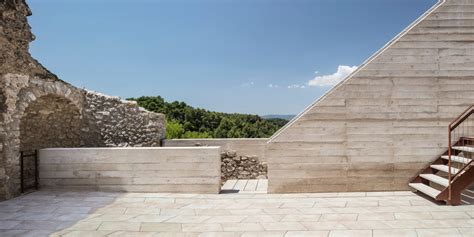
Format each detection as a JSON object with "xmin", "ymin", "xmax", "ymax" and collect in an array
[{"xmin": 448, "ymin": 104, "xmax": 474, "ymax": 202}]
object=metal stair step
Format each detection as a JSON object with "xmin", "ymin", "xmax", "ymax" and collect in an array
[
  {"xmin": 452, "ymin": 146, "xmax": 474, "ymax": 153},
  {"xmin": 409, "ymin": 183, "xmax": 441, "ymax": 199},
  {"xmin": 430, "ymin": 164, "xmax": 460, "ymax": 175},
  {"xmin": 419, "ymin": 174, "xmax": 449, "ymax": 187},
  {"xmin": 441, "ymin": 155, "xmax": 471, "ymax": 164}
]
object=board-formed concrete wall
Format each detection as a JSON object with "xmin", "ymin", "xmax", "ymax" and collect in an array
[
  {"xmin": 39, "ymin": 147, "xmax": 221, "ymax": 194},
  {"xmin": 165, "ymin": 138, "xmax": 268, "ymax": 162},
  {"xmin": 267, "ymin": 0, "xmax": 474, "ymax": 193}
]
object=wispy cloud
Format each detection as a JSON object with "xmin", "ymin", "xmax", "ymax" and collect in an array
[
  {"xmin": 241, "ymin": 81, "xmax": 255, "ymax": 87},
  {"xmin": 287, "ymin": 84, "xmax": 306, "ymax": 89},
  {"xmin": 308, "ymin": 65, "xmax": 357, "ymax": 87},
  {"xmin": 268, "ymin": 84, "xmax": 279, "ymax": 88}
]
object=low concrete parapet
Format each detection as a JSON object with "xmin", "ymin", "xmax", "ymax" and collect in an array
[
  {"xmin": 38, "ymin": 147, "xmax": 221, "ymax": 194},
  {"xmin": 165, "ymin": 138, "xmax": 268, "ymax": 162}
]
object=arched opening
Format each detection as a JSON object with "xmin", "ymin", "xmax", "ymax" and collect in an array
[
  {"xmin": 19, "ymin": 94, "xmax": 83, "ymax": 190},
  {"xmin": 20, "ymin": 94, "xmax": 83, "ymax": 151}
]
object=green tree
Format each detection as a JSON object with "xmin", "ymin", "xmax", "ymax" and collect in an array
[
  {"xmin": 127, "ymin": 96, "xmax": 289, "ymax": 139},
  {"xmin": 166, "ymin": 120, "xmax": 184, "ymax": 139}
]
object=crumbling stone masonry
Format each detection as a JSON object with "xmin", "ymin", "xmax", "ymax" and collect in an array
[{"xmin": 0, "ymin": 0, "xmax": 165, "ymax": 201}]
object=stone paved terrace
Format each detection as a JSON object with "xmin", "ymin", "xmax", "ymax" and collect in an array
[{"xmin": 0, "ymin": 191, "xmax": 472, "ymax": 237}]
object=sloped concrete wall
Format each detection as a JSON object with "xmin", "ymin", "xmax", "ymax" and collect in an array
[
  {"xmin": 39, "ymin": 147, "xmax": 221, "ymax": 194},
  {"xmin": 267, "ymin": 0, "xmax": 474, "ymax": 193}
]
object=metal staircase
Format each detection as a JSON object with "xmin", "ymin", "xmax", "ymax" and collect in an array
[{"xmin": 409, "ymin": 105, "xmax": 474, "ymax": 205}]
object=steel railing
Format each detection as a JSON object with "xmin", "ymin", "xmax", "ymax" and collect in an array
[{"xmin": 448, "ymin": 104, "xmax": 474, "ymax": 202}]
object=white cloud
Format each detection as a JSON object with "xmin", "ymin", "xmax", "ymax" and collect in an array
[
  {"xmin": 308, "ymin": 65, "xmax": 357, "ymax": 87},
  {"xmin": 268, "ymin": 84, "xmax": 279, "ymax": 88},
  {"xmin": 241, "ymin": 81, "xmax": 254, "ymax": 87},
  {"xmin": 287, "ymin": 84, "xmax": 306, "ymax": 89}
]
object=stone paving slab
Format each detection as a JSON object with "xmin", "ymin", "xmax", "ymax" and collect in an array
[
  {"xmin": 0, "ymin": 190, "xmax": 472, "ymax": 236},
  {"xmin": 221, "ymin": 179, "xmax": 268, "ymax": 194}
]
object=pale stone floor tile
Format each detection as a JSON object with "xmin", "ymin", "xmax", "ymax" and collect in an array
[
  {"xmin": 161, "ymin": 209, "xmax": 196, "ymax": 216},
  {"xmin": 125, "ymin": 207, "xmax": 161, "ymax": 215},
  {"xmin": 165, "ymin": 216, "xmax": 211, "ymax": 224},
  {"xmin": 221, "ymin": 223, "xmax": 264, "ymax": 232},
  {"xmin": 301, "ymin": 221, "xmax": 348, "ymax": 231},
  {"xmin": 64, "ymin": 221, "xmax": 102, "ymax": 231},
  {"xmin": 261, "ymin": 222, "xmax": 307, "ymax": 231},
  {"xmin": 378, "ymin": 200, "xmax": 412, "ymax": 206},
  {"xmin": 182, "ymin": 223, "xmax": 223, "ymax": 232},
  {"xmin": 155, "ymin": 232, "xmax": 200, "ymax": 237},
  {"xmin": 15, "ymin": 220, "xmax": 73, "ymax": 230},
  {"xmin": 394, "ymin": 212, "xmax": 433, "ymax": 220},
  {"xmin": 98, "ymin": 221, "xmax": 141, "ymax": 231},
  {"xmin": 357, "ymin": 212, "xmax": 395, "ymax": 221},
  {"xmin": 198, "ymin": 232, "xmax": 242, "ymax": 237},
  {"xmin": 320, "ymin": 213, "xmax": 358, "ymax": 221},
  {"xmin": 0, "ymin": 229, "xmax": 37, "ymax": 237},
  {"xmin": 280, "ymin": 202, "xmax": 315, "ymax": 208},
  {"xmin": 382, "ymin": 220, "xmax": 425, "ymax": 229},
  {"xmin": 241, "ymin": 231, "xmax": 286, "ymax": 237},
  {"xmin": 3, "ymin": 190, "xmax": 474, "ymax": 236},
  {"xmin": 129, "ymin": 214, "xmax": 174, "ymax": 223},
  {"xmin": 337, "ymin": 192, "xmax": 367, "ymax": 197},
  {"xmin": 366, "ymin": 192, "xmax": 395, "ymax": 197},
  {"xmin": 285, "ymin": 230, "xmax": 330, "ymax": 237},
  {"xmin": 61, "ymin": 230, "xmax": 116, "ymax": 237},
  {"xmin": 194, "ymin": 209, "xmax": 230, "ymax": 216},
  {"xmin": 341, "ymin": 220, "xmax": 392, "ymax": 230},
  {"xmin": 328, "ymin": 230, "xmax": 372, "ymax": 237},
  {"xmin": 242, "ymin": 215, "xmax": 284, "ymax": 223},
  {"xmin": 373, "ymin": 229, "xmax": 417, "ymax": 237},
  {"xmin": 263, "ymin": 208, "xmax": 302, "ymax": 215},
  {"xmin": 314, "ymin": 202, "xmax": 347, "ymax": 208},
  {"xmin": 0, "ymin": 220, "xmax": 21, "ymax": 229},
  {"xmin": 458, "ymin": 227, "xmax": 474, "ymax": 237},
  {"xmin": 297, "ymin": 207, "xmax": 334, "ymax": 214},
  {"xmin": 204, "ymin": 215, "xmax": 246, "ymax": 223},
  {"xmin": 416, "ymin": 228, "xmax": 463, "ymax": 237},
  {"xmin": 54, "ymin": 206, "xmax": 93, "ymax": 214},
  {"xmin": 346, "ymin": 201, "xmax": 379, "ymax": 207},
  {"xmin": 140, "ymin": 223, "xmax": 182, "ymax": 232},
  {"xmin": 229, "ymin": 209, "xmax": 267, "ymax": 215},
  {"xmin": 280, "ymin": 214, "xmax": 321, "ymax": 222},
  {"xmin": 108, "ymin": 231, "xmax": 157, "ymax": 237},
  {"xmin": 86, "ymin": 214, "xmax": 138, "ymax": 222},
  {"xmin": 430, "ymin": 211, "xmax": 472, "ymax": 219}
]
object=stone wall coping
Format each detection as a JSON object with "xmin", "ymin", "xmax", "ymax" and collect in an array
[{"xmin": 39, "ymin": 146, "xmax": 221, "ymax": 151}]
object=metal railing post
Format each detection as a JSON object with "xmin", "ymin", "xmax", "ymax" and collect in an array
[
  {"xmin": 20, "ymin": 151, "xmax": 24, "ymax": 193},
  {"xmin": 448, "ymin": 126, "xmax": 452, "ymax": 202},
  {"xmin": 34, "ymin": 150, "xmax": 39, "ymax": 190}
]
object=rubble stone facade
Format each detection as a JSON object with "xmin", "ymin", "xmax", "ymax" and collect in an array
[{"xmin": 0, "ymin": 0, "xmax": 165, "ymax": 201}]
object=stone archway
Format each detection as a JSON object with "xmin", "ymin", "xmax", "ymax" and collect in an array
[{"xmin": 20, "ymin": 94, "xmax": 83, "ymax": 151}]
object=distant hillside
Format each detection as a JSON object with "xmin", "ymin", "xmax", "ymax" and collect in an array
[
  {"xmin": 262, "ymin": 114, "xmax": 295, "ymax": 120},
  {"xmin": 128, "ymin": 96, "xmax": 288, "ymax": 139}
]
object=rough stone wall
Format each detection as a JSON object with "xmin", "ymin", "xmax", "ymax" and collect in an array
[
  {"xmin": 220, "ymin": 150, "xmax": 267, "ymax": 182},
  {"xmin": 84, "ymin": 91, "xmax": 165, "ymax": 147},
  {"xmin": 0, "ymin": 0, "xmax": 165, "ymax": 201},
  {"xmin": 266, "ymin": 0, "xmax": 474, "ymax": 193}
]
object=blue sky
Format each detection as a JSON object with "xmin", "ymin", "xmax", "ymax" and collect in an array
[{"xmin": 28, "ymin": 0, "xmax": 436, "ymax": 115}]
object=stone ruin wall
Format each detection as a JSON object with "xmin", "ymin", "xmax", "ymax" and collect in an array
[{"xmin": 0, "ymin": 0, "xmax": 165, "ymax": 201}]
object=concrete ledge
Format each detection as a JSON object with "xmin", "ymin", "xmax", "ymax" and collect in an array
[
  {"xmin": 39, "ymin": 147, "xmax": 221, "ymax": 194},
  {"xmin": 165, "ymin": 138, "xmax": 268, "ymax": 161}
]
